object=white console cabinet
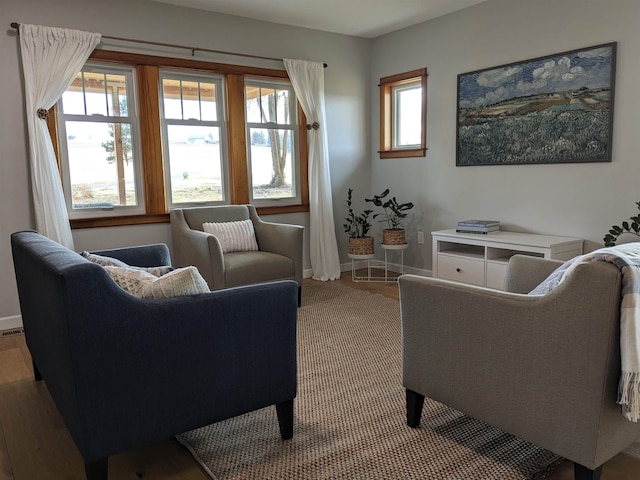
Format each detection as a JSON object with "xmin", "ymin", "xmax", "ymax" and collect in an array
[{"xmin": 432, "ymin": 229, "xmax": 583, "ymax": 290}]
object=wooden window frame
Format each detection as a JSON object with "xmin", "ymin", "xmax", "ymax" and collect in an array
[
  {"xmin": 51, "ymin": 50, "xmax": 309, "ymax": 229},
  {"xmin": 379, "ymin": 68, "xmax": 427, "ymax": 159}
]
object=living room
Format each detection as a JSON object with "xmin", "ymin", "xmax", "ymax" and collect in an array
[
  {"xmin": 1, "ymin": 0, "xmax": 640, "ymax": 478},
  {"xmin": 1, "ymin": 0, "xmax": 639, "ymax": 325}
]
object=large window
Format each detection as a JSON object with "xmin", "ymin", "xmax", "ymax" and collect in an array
[
  {"xmin": 245, "ymin": 79, "xmax": 299, "ymax": 205},
  {"xmin": 160, "ymin": 71, "xmax": 227, "ymax": 206},
  {"xmin": 379, "ymin": 68, "xmax": 427, "ymax": 159},
  {"xmin": 57, "ymin": 64, "xmax": 144, "ymax": 218},
  {"xmin": 52, "ymin": 50, "xmax": 309, "ymax": 228}
]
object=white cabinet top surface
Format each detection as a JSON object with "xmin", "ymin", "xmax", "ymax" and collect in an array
[{"xmin": 432, "ymin": 229, "xmax": 583, "ymax": 248}]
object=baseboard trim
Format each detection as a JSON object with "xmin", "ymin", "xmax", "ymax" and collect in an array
[
  {"xmin": 0, "ymin": 315, "xmax": 23, "ymax": 332},
  {"xmin": 340, "ymin": 261, "xmax": 431, "ymax": 278}
]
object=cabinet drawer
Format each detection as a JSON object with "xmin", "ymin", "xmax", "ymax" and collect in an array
[
  {"xmin": 486, "ymin": 262, "xmax": 508, "ymax": 290},
  {"xmin": 437, "ymin": 254, "xmax": 484, "ymax": 286}
]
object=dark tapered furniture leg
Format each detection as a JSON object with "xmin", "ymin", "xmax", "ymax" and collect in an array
[
  {"xmin": 275, "ymin": 399, "xmax": 294, "ymax": 440},
  {"xmin": 85, "ymin": 458, "xmax": 108, "ymax": 480},
  {"xmin": 32, "ymin": 360, "xmax": 42, "ymax": 381},
  {"xmin": 406, "ymin": 389, "xmax": 425, "ymax": 428},
  {"xmin": 574, "ymin": 463, "xmax": 602, "ymax": 480},
  {"xmin": 298, "ymin": 286, "xmax": 302, "ymax": 307}
]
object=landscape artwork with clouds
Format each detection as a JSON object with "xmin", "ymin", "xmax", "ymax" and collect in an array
[{"xmin": 456, "ymin": 43, "xmax": 616, "ymax": 166}]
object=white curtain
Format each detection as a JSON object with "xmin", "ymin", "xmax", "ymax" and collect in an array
[
  {"xmin": 19, "ymin": 24, "xmax": 101, "ymax": 249},
  {"xmin": 284, "ymin": 59, "xmax": 341, "ymax": 281}
]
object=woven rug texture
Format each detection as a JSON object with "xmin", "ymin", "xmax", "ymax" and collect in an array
[{"xmin": 177, "ymin": 282, "xmax": 561, "ymax": 479}]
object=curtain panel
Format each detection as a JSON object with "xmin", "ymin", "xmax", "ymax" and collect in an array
[
  {"xmin": 284, "ymin": 59, "xmax": 340, "ymax": 281},
  {"xmin": 18, "ymin": 24, "xmax": 101, "ymax": 248}
]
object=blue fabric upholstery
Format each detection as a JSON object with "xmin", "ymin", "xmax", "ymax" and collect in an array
[{"xmin": 11, "ymin": 230, "xmax": 298, "ymax": 480}]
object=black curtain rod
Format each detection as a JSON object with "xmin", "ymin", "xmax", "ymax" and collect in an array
[{"xmin": 10, "ymin": 22, "xmax": 327, "ymax": 68}]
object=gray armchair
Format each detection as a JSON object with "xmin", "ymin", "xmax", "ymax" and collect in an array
[
  {"xmin": 171, "ymin": 205, "xmax": 304, "ymax": 305},
  {"xmin": 399, "ymin": 255, "xmax": 640, "ymax": 480}
]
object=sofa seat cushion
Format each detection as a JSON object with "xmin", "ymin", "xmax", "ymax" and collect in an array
[{"xmin": 224, "ymin": 251, "xmax": 294, "ymax": 288}]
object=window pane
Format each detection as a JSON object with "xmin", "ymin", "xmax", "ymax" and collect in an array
[
  {"xmin": 162, "ymin": 78, "xmax": 183, "ymax": 119},
  {"xmin": 181, "ymin": 80, "xmax": 201, "ymax": 120},
  {"xmin": 61, "ymin": 71, "xmax": 129, "ymax": 117},
  {"xmin": 162, "ymin": 78, "xmax": 218, "ymax": 121},
  {"xmin": 65, "ymin": 121, "xmax": 138, "ymax": 209},
  {"xmin": 200, "ymin": 82, "xmax": 217, "ymax": 121},
  {"xmin": 166, "ymin": 125, "xmax": 223, "ymax": 203},
  {"xmin": 393, "ymin": 84, "xmax": 422, "ymax": 147},
  {"xmin": 249, "ymin": 127, "xmax": 294, "ymax": 199},
  {"xmin": 246, "ymin": 87, "xmax": 291, "ymax": 125}
]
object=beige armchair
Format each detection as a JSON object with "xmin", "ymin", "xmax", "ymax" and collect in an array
[
  {"xmin": 399, "ymin": 255, "xmax": 640, "ymax": 480},
  {"xmin": 171, "ymin": 205, "xmax": 304, "ymax": 305}
]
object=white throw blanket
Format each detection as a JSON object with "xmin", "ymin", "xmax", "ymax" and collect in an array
[{"xmin": 530, "ymin": 243, "xmax": 640, "ymax": 422}]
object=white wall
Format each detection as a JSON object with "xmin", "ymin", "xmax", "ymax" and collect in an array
[
  {"xmin": 370, "ymin": 0, "xmax": 640, "ymax": 271},
  {"xmin": 0, "ymin": 0, "xmax": 370, "ymax": 322}
]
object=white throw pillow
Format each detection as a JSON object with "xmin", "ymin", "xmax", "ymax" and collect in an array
[
  {"xmin": 81, "ymin": 251, "xmax": 173, "ymax": 277},
  {"xmin": 103, "ymin": 265, "xmax": 210, "ymax": 298},
  {"xmin": 202, "ymin": 219, "xmax": 259, "ymax": 253}
]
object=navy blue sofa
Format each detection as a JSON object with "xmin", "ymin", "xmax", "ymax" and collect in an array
[{"xmin": 11, "ymin": 230, "xmax": 298, "ymax": 480}]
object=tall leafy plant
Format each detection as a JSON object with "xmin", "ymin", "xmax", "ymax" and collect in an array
[{"xmin": 343, "ymin": 188, "xmax": 373, "ymax": 238}]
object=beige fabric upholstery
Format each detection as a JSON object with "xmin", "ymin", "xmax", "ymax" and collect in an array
[
  {"xmin": 399, "ymin": 254, "xmax": 640, "ymax": 474},
  {"xmin": 170, "ymin": 205, "xmax": 304, "ymax": 293}
]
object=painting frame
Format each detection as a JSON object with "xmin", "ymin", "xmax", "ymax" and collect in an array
[{"xmin": 456, "ymin": 42, "xmax": 617, "ymax": 166}]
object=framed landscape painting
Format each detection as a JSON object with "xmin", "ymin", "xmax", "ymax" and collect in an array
[{"xmin": 456, "ymin": 43, "xmax": 616, "ymax": 166}]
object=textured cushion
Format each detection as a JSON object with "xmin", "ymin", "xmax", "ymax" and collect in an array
[
  {"xmin": 81, "ymin": 251, "xmax": 173, "ymax": 277},
  {"xmin": 202, "ymin": 219, "xmax": 259, "ymax": 253},
  {"xmin": 104, "ymin": 265, "xmax": 210, "ymax": 298}
]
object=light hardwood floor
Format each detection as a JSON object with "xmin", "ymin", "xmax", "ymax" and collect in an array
[{"xmin": 0, "ymin": 273, "xmax": 638, "ymax": 479}]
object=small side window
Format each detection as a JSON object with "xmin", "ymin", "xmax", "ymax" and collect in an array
[{"xmin": 379, "ymin": 68, "xmax": 427, "ymax": 159}]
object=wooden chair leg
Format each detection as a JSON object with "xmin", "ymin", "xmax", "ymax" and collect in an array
[
  {"xmin": 574, "ymin": 462, "xmax": 602, "ymax": 480},
  {"xmin": 84, "ymin": 458, "xmax": 108, "ymax": 480},
  {"xmin": 276, "ymin": 399, "xmax": 294, "ymax": 440},
  {"xmin": 406, "ymin": 389, "xmax": 425, "ymax": 428}
]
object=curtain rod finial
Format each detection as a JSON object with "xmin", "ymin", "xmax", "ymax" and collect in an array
[{"xmin": 11, "ymin": 22, "xmax": 20, "ymax": 29}]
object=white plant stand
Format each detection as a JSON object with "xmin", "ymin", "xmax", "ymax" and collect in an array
[{"xmin": 348, "ymin": 243, "xmax": 408, "ymax": 282}]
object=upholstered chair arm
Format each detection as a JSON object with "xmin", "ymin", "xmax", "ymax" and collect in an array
[
  {"xmin": 503, "ymin": 254, "xmax": 564, "ymax": 293},
  {"xmin": 249, "ymin": 206, "xmax": 304, "ymax": 285},
  {"xmin": 170, "ymin": 209, "xmax": 225, "ymax": 288}
]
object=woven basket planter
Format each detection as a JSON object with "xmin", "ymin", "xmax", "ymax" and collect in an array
[
  {"xmin": 348, "ymin": 236, "xmax": 375, "ymax": 255},
  {"xmin": 382, "ymin": 229, "xmax": 406, "ymax": 245}
]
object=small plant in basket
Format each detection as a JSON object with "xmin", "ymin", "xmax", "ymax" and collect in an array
[
  {"xmin": 344, "ymin": 188, "xmax": 375, "ymax": 255},
  {"xmin": 365, "ymin": 188, "xmax": 414, "ymax": 245}
]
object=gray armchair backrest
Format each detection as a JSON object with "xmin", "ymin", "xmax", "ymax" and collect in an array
[{"xmin": 181, "ymin": 204, "xmax": 251, "ymax": 231}]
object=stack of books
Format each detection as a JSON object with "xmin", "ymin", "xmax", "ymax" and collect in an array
[{"xmin": 456, "ymin": 220, "xmax": 500, "ymax": 234}]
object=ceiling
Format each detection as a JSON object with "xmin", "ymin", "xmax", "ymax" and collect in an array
[{"xmin": 149, "ymin": 0, "xmax": 489, "ymax": 38}]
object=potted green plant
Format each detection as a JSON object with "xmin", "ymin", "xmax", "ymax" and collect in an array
[
  {"xmin": 343, "ymin": 188, "xmax": 375, "ymax": 255},
  {"xmin": 604, "ymin": 201, "xmax": 640, "ymax": 246},
  {"xmin": 366, "ymin": 188, "xmax": 414, "ymax": 245}
]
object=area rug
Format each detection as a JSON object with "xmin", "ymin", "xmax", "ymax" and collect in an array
[{"xmin": 177, "ymin": 282, "xmax": 561, "ymax": 479}]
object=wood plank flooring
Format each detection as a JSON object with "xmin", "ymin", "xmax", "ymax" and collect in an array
[{"xmin": 0, "ymin": 274, "xmax": 638, "ymax": 479}]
